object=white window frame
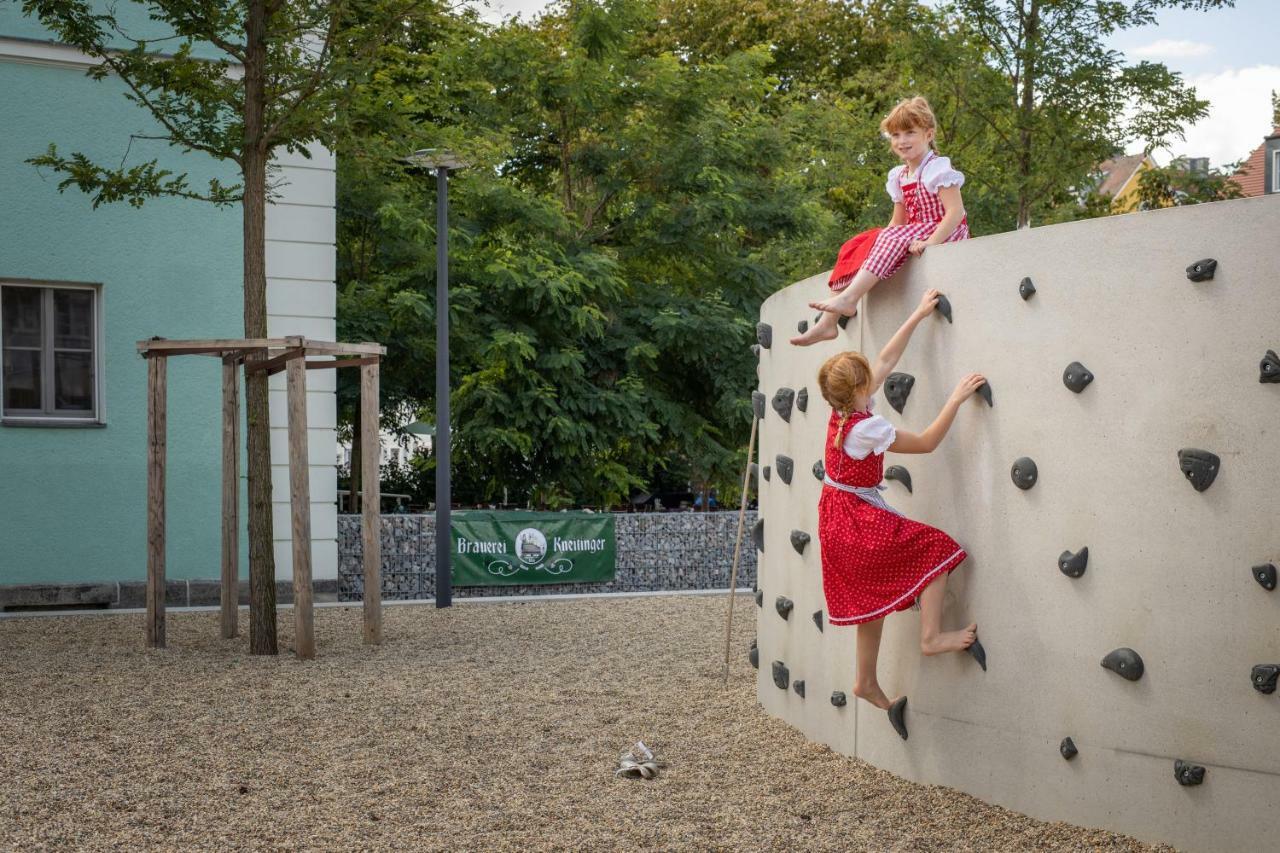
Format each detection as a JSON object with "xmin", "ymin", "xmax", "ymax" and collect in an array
[
  {"xmin": 1272, "ymin": 149, "xmax": 1279, "ymax": 194},
  {"xmin": 0, "ymin": 279, "xmax": 105, "ymax": 427}
]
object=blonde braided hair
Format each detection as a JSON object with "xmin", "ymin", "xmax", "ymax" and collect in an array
[{"xmin": 818, "ymin": 351, "xmax": 874, "ymax": 450}]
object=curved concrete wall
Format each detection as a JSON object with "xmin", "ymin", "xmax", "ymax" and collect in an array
[{"xmin": 754, "ymin": 196, "xmax": 1280, "ymax": 852}]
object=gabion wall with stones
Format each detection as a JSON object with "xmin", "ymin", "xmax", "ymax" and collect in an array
[{"xmin": 337, "ymin": 511, "xmax": 757, "ymax": 601}]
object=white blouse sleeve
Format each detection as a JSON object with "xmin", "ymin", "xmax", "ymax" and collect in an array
[
  {"xmin": 886, "ymin": 165, "xmax": 905, "ymax": 203},
  {"xmin": 843, "ymin": 415, "xmax": 897, "ymax": 461},
  {"xmin": 923, "ymin": 155, "xmax": 965, "ymax": 193}
]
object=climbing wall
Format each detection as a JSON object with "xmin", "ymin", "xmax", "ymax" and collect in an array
[{"xmin": 753, "ymin": 196, "xmax": 1280, "ymax": 853}]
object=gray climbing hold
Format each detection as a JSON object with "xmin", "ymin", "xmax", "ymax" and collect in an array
[
  {"xmin": 1174, "ymin": 759, "xmax": 1206, "ymax": 786},
  {"xmin": 888, "ymin": 696, "xmax": 908, "ymax": 740},
  {"xmin": 749, "ymin": 640, "xmax": 759, "ymax": 669},
  {"xmin": 750, "ymin": 463, "xmax": 759, "ymax": 482},
  {"xmin": 1019, "ymin": 277, "xmax": 1036, "ymax": 300},
  {"xmin": 1253, "ymin": 563, "xmax": 1277, "ymax": 591},
  {"xmin": 1261, "ymin": 350, "xmax": 1280, "ymax": 384},
  {"xmin": 775, "ymin": 596, "xmax": 793, "ymax": 620},
  {"xmin": 1101, "ymin": 647, "xmax": 1145, "ymax": 681},
  {"xmin": 1185, "ymin": 259, "xmax": 1217, "ymax": 282},
  {"xmin": 1060, "ymin": 737, "xmax": 1078, "ymax": 760},
  {"xmin": 1062, "ymin": 361, "xmax": 1094, "ymax": 393},
  {"xmin": 1178, "ymin": 448, "xmax": 1220, "ymax": 492},
  {"xmin": 772, "ymin": 387, "xmax": 795, "ymax": 422},
  {"xmin": 1250, "ymin": 664, "xmax": 1279, "ymax": 694},
  {"xmin": 771, "ymin": 660, "xmax": 789, "ymax": 690},
  {"xmin": 793, "ymin": 680, "xmax": 806, "ymax": 698},
  {"xmin": 796, "ymin": 319, "xmax": 809, "ymax": 334},
  {"xmin": 812, "ymin": 610, "xmax": 823, "ymax": 632},
  {"xmin": 884, "ymin": 465, "xmax": 913, "ymax": 494},
  {"xmin": 796, "ymin": 388, "xmax": 808, "ymax": 413},
  {"xmin": 751, "ymin": 344, "xmax": 761, "ymax": 357},
  {"xmin": 762, "ymin": 466, "xmax": 771, "ymax": 482},
  {"xmin": 935, "ymin": 293, "xmax": 953, "ymax": 323},
  {"xmin": 775, "ymin": 455, "xmax": 794, "ymax": 485},
  {"xmin": 831, "ymin": 691, "xmax": 847, "ymax": 707},
  {"xmin": 790, "ymin": 530, "xmax": 810, "ymax": 555},
  {"xmin": 1059, "ymin": 547, "xmax": 1089, "ymax": 579},
  {"xmin": 968, "ymin": 638, "xmax": 987, "ymax": 672},
  {"xmin": 1011, "ymin": 457, "xmax": 1038, "ymax": 490},
  {"xmin": 754, "ymin": 589, "xmax": 763, "ymax": 608},
  {"xmin": 976, "ymin": 381, "xmax": 993, "ymax": 407},
  {"xmin": 884, "ymin": 372, "xmax": 915, "ymax": 414},
  {"xmin": 838, "ymin": 315, "xmax": 850, "ymax": 330},
  {"xmin": 812, "ymin": 460, "xmax": 825, "ymax": 481},
  {"xmin": 751, "ymin": 390, "xmax": 766, "ymax": 420},
  {"xmin": 757, "ymin": 322, "xmax": 772, "ymax": 349},
  {"xmin": 752, "ymin": 518, "xmax": 764, "ymax": 552}
]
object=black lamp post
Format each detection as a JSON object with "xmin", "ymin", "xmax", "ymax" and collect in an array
[{"xmin": 406, "ymin": 148, "xmax": 468, "ymax": 608}]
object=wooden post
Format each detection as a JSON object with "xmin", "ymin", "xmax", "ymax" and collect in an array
[
  {"xmin": 146, "ymin": 355, "xmax": 167, "ymax": 649},
  {"xmin": 286, "ymin": 350, "xmax": 315, "ymax": 659},
  {"xmin": 360, "ymin": 359, "xmax": 383, "ymax": 645},
  {"xmin": 220, "ymin": 355, "xmax": 240, "ymax": 639}
]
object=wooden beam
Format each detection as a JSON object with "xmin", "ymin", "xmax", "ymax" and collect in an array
[
  {"xmin": 305, "ymin": 356, "xmax": 380, "ymax": 371},
  {"xmin": 146, "ymin": 355, "xmax": 167, "ymax": 649},
  {"xmin": 360, "ymin": 360, "xmax": 383, "ymax": 645},
  {"xmin": 243, "ymin": 347, "xmax": 304, "ymax": 376},
  {"xmin": 137, "ymin": 338, "xmax": 387, "ymax": 358},
  {"xmin": 220, "ymin": 356, "xmax": 240, "ymax": 640},
  {"xmin": 286, "ymin": 354, "xmax": 315, "ymax": 660}
]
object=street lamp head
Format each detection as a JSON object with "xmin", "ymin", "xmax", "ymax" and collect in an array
[{"xmin": 405, "ymin": 148, "xmax": 470, "ymax": 171}]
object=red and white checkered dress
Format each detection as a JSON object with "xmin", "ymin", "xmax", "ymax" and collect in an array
[
  {"xmin": 818, "ymin": 408, "xmax": 968, "ymax": 626},
  {"xmin": 828, "ymin": 151, "xmax": 969, "ymax": 291}
]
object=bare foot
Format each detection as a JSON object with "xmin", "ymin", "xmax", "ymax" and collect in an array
[
  {"xmin": 809, "ymin": 287, "xmax": 860, "ymax": 316},
  {"xmin": 921, "ymin": 623, "xmax": 978, "ymax": 656},
  {"xmin": 852, "ymin": 681, "xmax": 899, "ymax": 711},
  {"xmin": 790, "ymin": 316, "xmax": 839, "ymax": 346}
]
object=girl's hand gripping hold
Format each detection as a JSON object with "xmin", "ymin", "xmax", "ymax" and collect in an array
[{"xmin": 949, "ymin": 373, "xmax": 987, "ymax": 405}]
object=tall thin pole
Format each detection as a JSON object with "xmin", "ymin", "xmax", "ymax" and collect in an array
[
  {"xmin": 721, "ymin": 415, "xmax": 758, "ymax": 684},
  {"xmin": 435, "ymin": 166, "xmax": 453, "ymax": 607}
]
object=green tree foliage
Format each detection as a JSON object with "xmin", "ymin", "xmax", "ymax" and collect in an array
[{"xmin": 1135, "ymin": 159, "xmax": 1244, "ymax": 209}]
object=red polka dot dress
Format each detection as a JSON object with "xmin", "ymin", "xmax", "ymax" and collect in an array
[{"xmin": 818, "ymin": 405, "xmax": 967, "ymax": 626}]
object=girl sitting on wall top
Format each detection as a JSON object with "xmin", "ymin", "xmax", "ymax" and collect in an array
[
  {"xmin": 816, "ymin": 288, "xmax": 985, "ymax": 739},
  {"xmin": 793, "ymin": 97, "xmax": 969, "ymax": 346}
]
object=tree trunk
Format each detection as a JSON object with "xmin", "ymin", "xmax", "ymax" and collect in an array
[
  {"xmin": 1016, "ymin": 1, "xmax": 1040, "ymax": 229},
  {"xmin": 244, "ymin": 0, "xmax": 277, "ymax": 655}
]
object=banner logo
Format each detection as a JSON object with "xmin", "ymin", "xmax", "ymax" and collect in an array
[{"xmin": 515, "ymin": 528, "xmax": 548, "ymax": 565}]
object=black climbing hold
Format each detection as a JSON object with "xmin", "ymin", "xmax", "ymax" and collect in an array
[
  {"xmin": 772, "ymin": 387, "xmax": 795, "ymax": 422},
  {"xmin": 757, "ymin": 322, "xmax": 772, "ymax": 349},
  {"xmin": 1261, "ymin": 350, "xmax": 1280, "ymax": 384},
  {"xmin": 935, "ymin": 293, "xmax": 953, "ymax": 323},
  {"xmin": 751, "ymin": 390, "xmax": 766, "ymax": 420},
  {"xmin": 831, "ymin": 691, "xmax": 847, "ymax": 707},
  {"xmin": 754, "ymin": 589, "xmax": 763, "ymax": 608},
  {"xmin": 762, "ymin": 466, "xmax": 771, "ymax": 482},
  {"xmin": 884, "ymin": 465, "xmax": 913, "ymax": 494},
  {"xmin": 812, "ymin": 610, "xmax": 823, "ymax": 632},
  {"xmin": 888, "ymin": 696, "xmax": 909, "ymax": 740},
  {"xmin": 1253, "ymin": 563, "xmax": 1277, "ymax": 591},
  {"xmin": 1011, "ymin": 457, "xmax": 1038, "ymax": 490},
  {"xmin": 796, "ymin": 388, "xmax": 808, "ymax": 413},
  {"xmin": 775, "ymin": 596, "xmax": 793, "ymax": 620},
  {"xmin": 749, "ymin": 640, "xmax": 759, "ymax": 669},
  {"xmin": 1058, "ymin": 547, "xmax": 1089, "ymax": 579},
  {"xmin": 1185, "ymin": 259, "xmax": 1217, "ymax": 282},
  {"xmin": 838, "ymin": 315, "xmax": 850, "ymax": 330},
  {"xmin": 1178, "ymin": 448, "xmax": 1220, "ymax": 492},
  {"xmin": 790, "ymin": 530, "xmax": 810, "ymax": 555},
  {"xmin": 1062, "ymin": 361, "xmax": 1094, "ymax": 394},
  {"xmin": 1251, "ymin": 664, "xmax": 1279, "ymax": 694},
  {"xmin": 976, "ymin": 381, "xmax": 993, "ymax": 407},
  {"xmin": 752, "ymin": 518, "xmax": 764, "ymax": 552},
  {"xmin": 771, "ymin": 660, "xmax": 789, "ymax": 690},
  {"xmin": 1060, "ymin": 737, "xmax": 1078, "ymax": 760},
  {"xmin": 967, "ymin": 638, "xmax": 987, "ymax": 672},
  {"xmin": 793, "ymin": 680, "xmax": 806, "ymax": 698},
  {"xmin": 775, "ymin": 455, "xmax": 794, "ymax": 485},
  {"xmin": 1174, "ymin": 759, "xmax": 1206, "ymax": 786},
  {"xmin": 884, "ymin": 372, "xmax": 915, "ymax": 414},
  {"xmin": 812, "ymin": 460, "xmax": 825, "ymax": 481},
  {"xmin": 796, "ymin": 319, "xmax": 809, "ymax": 334},
  {"xmin": 1019, "ymin": 277, "xmax": 1036, "ymax": 300},
  {"xmin": 1101, "ymin": 647, "xmax": 1145, "ymax": 681}
]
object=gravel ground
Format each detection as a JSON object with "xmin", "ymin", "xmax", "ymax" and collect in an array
[{"xmin": 0, "ymin": 595, "xmax": 1172, "ymax": 852}]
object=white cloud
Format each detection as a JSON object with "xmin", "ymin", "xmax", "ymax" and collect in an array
[
  {"xmin": 1152, "ymin": 65, "xmax": 1280, "ymax": 169},
  {"xmin": 1129, "ymin": 39, "xmax": 1213, "ymax": 59}
]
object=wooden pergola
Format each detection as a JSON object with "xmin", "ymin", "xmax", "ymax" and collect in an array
[{"xmin": 137, "ymin": 336, "xmax": 385, "ymax": 658}]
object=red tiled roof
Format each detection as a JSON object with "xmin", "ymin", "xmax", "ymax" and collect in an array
[
  {"xmin": 1095, "ymin": 153, "xmax": 1148, "ymax": 197},
  {"xmin": 1230, "ymin": 127, "xmax": 1279, "ymax": 197}
]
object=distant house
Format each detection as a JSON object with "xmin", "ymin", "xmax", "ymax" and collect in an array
[
  {"xmin": 1230, "ymin": 126, "xmax": 1280, "ymax": 198},
  {"xmin": 1093, "ymin": 153, "xmax": 1158, "ymax": 213}
]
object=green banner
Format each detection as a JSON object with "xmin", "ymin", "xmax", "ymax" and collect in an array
[{"xmin": 450, "ymin": 511, "xmax": 617, "ymax": 586}]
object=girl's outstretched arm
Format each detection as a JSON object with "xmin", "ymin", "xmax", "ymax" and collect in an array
[
  {"xmin": 889, "ymin": 373, "xmax": 985, "ymax": 453},
  {"xmin": 871, "ymin": 288, "xmax": 941, "ymax": 392}
]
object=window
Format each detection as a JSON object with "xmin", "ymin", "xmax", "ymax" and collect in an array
[
  {"xmin": 1, "ymin": 282, "xmax": 102, "ymax": 423},
  {"xmin": 1273, "ymin": 150, "xmax": 1279, "ymax": 194}
]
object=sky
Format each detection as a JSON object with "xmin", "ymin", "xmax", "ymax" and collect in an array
[{"xmin": 469, "ymin": 0, "xmax": 1277, "ymax": 169}]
